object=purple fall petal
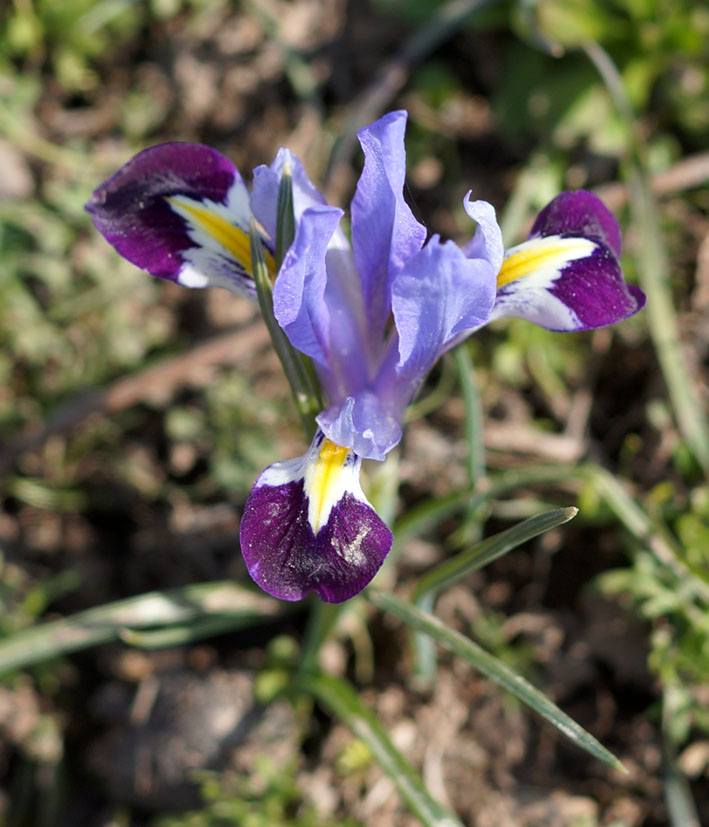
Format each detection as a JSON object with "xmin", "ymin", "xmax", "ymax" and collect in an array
[
  {"xmin": 85, "ymin": 142, "xmax": 256, "ymax": 295},
  {"xmin": 491, "ymin": 190, "xmax": 645, "ymax": 332},
  {"xmin": 530, "ymin": 189, "xmax": 622, "ymax": 255},
  {"xmin": 239, "ymin": 435, "xmax": 393, "ymax": 603}
]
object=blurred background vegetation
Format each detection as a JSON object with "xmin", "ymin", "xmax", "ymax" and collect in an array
[{"xmin": 1, "ymin": 0, "xmax": 708, "ymax": 824}]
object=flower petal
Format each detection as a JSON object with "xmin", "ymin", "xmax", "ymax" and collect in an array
[
  {"xmin": 272, "ymin": 205, "xmax": 340, "ymax": 368},
  {"xmin": 316, "ymin": 234, "xmax": 500, "ymax": 462},
  {"xmin": 392, "ymin": 235, "xmax": 497, "ymax": 377},
  {"xmin": 530, "ymin": 189, "xmax": 622, "ymax": 255},
  {"xmin": 490, "ymin": 190, "xmax": 645, "ymax": 331},
  {"xmin": 317, "ymin": 391, "xmax": 403, "ymax": 462},
  {"xmin": 240, "ymin": 432, "xmax": 392, "ymax": 602},
  {"xmin": 85, "ymin": 142, "xmax": 267, "ymax": 296},
  {"xmin": 463, "ymin": 194, "xmax": 504, "ymax": 273},
  {"xmin": 350, "ymin": 110, "xmax": 427, "ymax": 337},
  {"xmin": 274, "ymin": 206, "xmax": 370, "ymax": 403},
  {"xmin": 250, "ymin": 147, "xmax": 329, "ymax": 242}
]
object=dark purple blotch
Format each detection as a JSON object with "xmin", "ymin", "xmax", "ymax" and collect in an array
[
  {"xmin": 239, "ymin": 480, "xmax": 393, "ymax": 603},
  {"xmin": 530, "ymin": 189, "xmax": 622, "ymax": 255},
  {"xmin": 526, "ymin": 190, "xmax": 645, "ymax": 330},
  {"xmin": 85, "ymin": 142, "xmax": 240, "ymax": 281}
]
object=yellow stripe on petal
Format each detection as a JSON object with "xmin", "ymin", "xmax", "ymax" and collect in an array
[
  {"xmin": 167, "ymin": 196, "xmax": 276, "ymax": 278},
  {"xmin": 306, "ymin": 438, "xmax": 351, "ymax": 533},
  {"xmin": 498, "ymin": 235, "xmax": 596, "ymax": 289}
]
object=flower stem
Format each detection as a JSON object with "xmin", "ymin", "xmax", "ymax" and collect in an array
[
  {"xmin": 297, "ymin": 599, "xmax": 342, "ymax": 675},
  {"xmin": 583, "ymin": 41, "xmax": 709, "ymax": 473},
  {"xmin": 250, "ymin": 220, "xmax": 322, "ymax": 440}
]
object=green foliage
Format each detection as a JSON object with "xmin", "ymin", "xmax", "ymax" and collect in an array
[
  {"xmin": 597, "ymin": 483, "xmax": 709, "ymax": 745},
  {"xmin": 152, "ymin": 757, "xmax": 361, "ymax": 827},
  {"xmin": 2, "ymin": 0, "xmax": 145, "ymax": 91},
  {"xmin": 504, "ymin": 0, "xmax": 709, "ymax": 150}
]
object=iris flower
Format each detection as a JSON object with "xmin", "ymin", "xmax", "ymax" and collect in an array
[{"xmin": 86, "ymin": 111, "xmax": 645, "ymax": 603}]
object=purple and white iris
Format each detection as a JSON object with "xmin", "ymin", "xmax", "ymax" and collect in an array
[{"xmin": 86, "ymin": 110, "xmax": 645, "ymax": 603}]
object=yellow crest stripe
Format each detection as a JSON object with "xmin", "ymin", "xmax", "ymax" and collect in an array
[
  {"xmin": 167, "ymin": 197, "xmax": 276, "ymax": 278},
  {"xmin": 308, "ymin": 438, "xmax": 350, "ymax": 533},
  {"xmin": 497, "ymin": 236, "xmax": 596, "ymax": 289}
]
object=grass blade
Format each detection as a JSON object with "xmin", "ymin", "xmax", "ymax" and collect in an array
[
  {"xmin": 0, "ymin": 581, "xmax": 282, "ymax": 674},
  {"xmin": 367, "ymin": 589, "xmax": 625, "ymax": 771},
  {"xmin": 412, "ymin": 507, "xmax": 578, "ymax": 604},
  {"xmin": 453, "ymin": 344, "xmax": 485, "ymax": 485},
  {"xmin": 664, "ymin": 749, "xmax": 701, "ymax": 827},
  {"xmin": 584, "ymin": 42, "xmax": 709, "ymax": 473},
  {"xmin": 298, "ymin": 671, "xmax": 463, "ymax": 827},
  {"xmin": 392, "ymin": 465, "xmax": 579, "ymax": 549}
]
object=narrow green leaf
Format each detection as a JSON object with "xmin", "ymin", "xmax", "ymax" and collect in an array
[
  {"xmin": 664, "ymin": 748, "xmax": 701, "ymax": 827},
  {"xmin": 119, "ymin": 614, "xmax": 260, "ymax": 649},
  {"xmin": 367, "ymin": 589, "xmax": 625, "ymax": 772},
  {"xmin": 392, "ymin": 465, "xmax": 579, "ymax": 549},
  {"xmin": 275, "ymin": 163, "xmax": 296, "ymax": 267},
  {"xmin": 584, "ymin": 42, "xmax": 709, "ymax": 473},
  {"xmin": 453, "ymin": 344, "xmax": 485, "ymax": 485},
  {"xmin": 410, "ymin": 507, "xmax": 577, "ymax": 684},
  {"xmin": 412, "ymin": 591, "xmax": 437, "ymax": 685},
  {"xmin": 412, "ymin": 507, "xmax": 578, "ymax": 604},
  {"xmin": 250, "ymin": 220, "xmax": 322, "ymax": 438},
  {"xmin": 298, "ymin": 671, "xmax": 464, "ymax": 827},
  {"xmin": 0, "ymin": 581, "xmax": 282, "ymax": 674}
]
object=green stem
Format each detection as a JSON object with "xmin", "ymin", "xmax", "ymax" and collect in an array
[
  {"xmin": 453, "ymin": 344, "xmax": 485, "ymax": 486},
  {"xmin": 297, "ymin": 599, "xmax": 342, "ymax": 675},
  {"xmin": 297, "ymin": 671, "xmax": 464, "ymax": 827},
  {"xmin": 250, "ymin": 221, "xmax": 321, "ymax": 439},
  {"xmin": 583, "ymin": 42, "xmax": 709, "ymax": 473}
]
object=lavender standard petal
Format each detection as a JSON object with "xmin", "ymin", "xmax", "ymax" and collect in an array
[
  {"xmin": 350, "ymin": 111, "xmax": 427, "ymax": 338},
  {"xmin": 272, "ymin": 205, "xmax": 342, "ymax": 373},
  {"xmin": 250, "ymin": 147, "xmax": 329, "ymax": 243},
  {"xmin": 392, "ymin": 235, "xmax": 497, "ymax": 376},
  {"xmin": 274, "ymin": 206, "xmax": 370, "ymax": 402},
  {"xmin": 317, "ymin": 392, "xmax": 403, "ymax": 462},
  {"xmin": 463, "ymin": 195, "xmax": 504, "ymax": 272}
]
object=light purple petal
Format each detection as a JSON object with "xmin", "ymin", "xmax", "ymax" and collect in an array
[
  {"xmin": 490, "ymin": 190, "xmax": 645, "ymax": 331},
  {"xmin": 274, "ymin": 206, "xmax": 371, "ymax": 401},
  {"xmin": 392, "ymin": 236, "xmax": 497, "ymax": 378},
  {"xmin": 350, "ymin": 111, "xmax": 427, "ymax": 337},
  {"xmin": 85, "ymin": 142, "xmax": 258, "ymax": 296},
  {"xmin": 273, "ymin": 205, "xmax": 342, "ymax": 373},
  {"xmin": 463, "ymin": 195, "xmax": 504, "ymax": 272},
  {"xmin": 239, "ymin": 433, "xmax": 392, "ymax": 602},
  {"xmin": 250, "ymin": 147, "xmax": 329, "ymax": 243},
  {"xmin": 317, "ymin": 392, "xmax": 403, "ymax": 461}
]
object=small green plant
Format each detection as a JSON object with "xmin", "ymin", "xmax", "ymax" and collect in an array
[{"xmin": 152, "ymin": 757, "xmax": 361, "ymax": 827}]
